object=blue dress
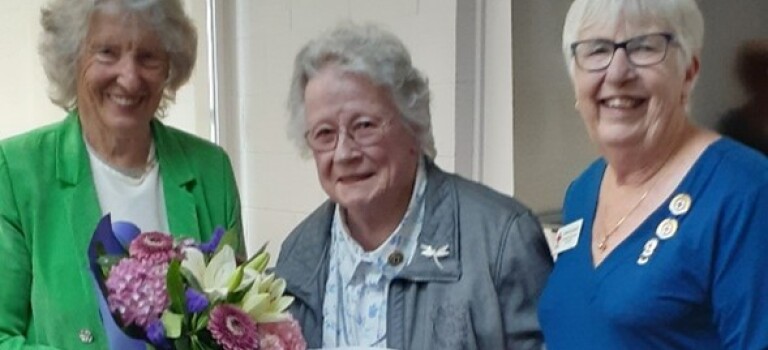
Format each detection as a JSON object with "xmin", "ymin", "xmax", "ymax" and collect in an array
[{"xmin": 539, "ymin": 138, "xmax": 768, "ymax": 349}]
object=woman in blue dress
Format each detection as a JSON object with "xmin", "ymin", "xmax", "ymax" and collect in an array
[{"xmin": 539, "ymin": 0, "xmax": 768, "ymax": 348}]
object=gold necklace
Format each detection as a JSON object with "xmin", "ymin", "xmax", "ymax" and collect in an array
[{"xmin": 596, "ymin": 179, "xmax": 658, "ymax": 252}]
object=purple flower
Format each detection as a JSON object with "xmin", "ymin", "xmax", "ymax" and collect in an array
[
  {"xmin": 208, "ymin": 304, "xmax": 258, "ymax": 350},
  {"xmin": 185, "ymin": 288, "xmax": 209, "ymax": 313},
  {"xmin": 146, "ymin": 319, "xmax": 171, "ymax": 350},
  {"xmin": 199, "ymin": 227, "xmax": 225, "ymax": 254},
  {"xmin": 105, "ymin": 258, "xmax": 169, "ymax": 328}
]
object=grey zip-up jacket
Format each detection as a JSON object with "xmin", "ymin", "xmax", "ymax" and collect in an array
[{"xmin": 275, "ymin": 161, "xmax": 552, "ymax": 349}]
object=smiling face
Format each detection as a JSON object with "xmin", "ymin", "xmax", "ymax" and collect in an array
[
  {"xmin": 572, "ymin": 20, "xmax": 699, "ymax": 152},
  {"xmin": 76, "ymin": 8, "xmax": 169, "ymax": 138},
  {"xmin": 304, "ymin": 66, "xmax": 421, "ymax": 214}
]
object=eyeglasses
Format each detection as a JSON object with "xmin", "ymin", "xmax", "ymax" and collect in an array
[
  {"xmin": 305, "ymin": 117, "xmax": 392, "ymax": 152},
  {"xmin": 570, "ymin": 33, "xmax": 675, "ymax": 72}
]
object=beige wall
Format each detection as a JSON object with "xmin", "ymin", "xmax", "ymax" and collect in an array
[
  {"xmin": 512, "ymin": 0, "xmax": 596, "ymax": 216},
  {"xmin": 0, "ymin": 1, "xmax": 63, "ymax": 138}
]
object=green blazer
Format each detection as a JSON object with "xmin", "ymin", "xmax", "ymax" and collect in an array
[{"xmin": 0, "ymin": 113, "xmax": 242, "ymax": 349}]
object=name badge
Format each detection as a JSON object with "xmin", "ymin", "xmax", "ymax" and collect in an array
[{"xmin": 555, "ymin": 219, "xmax": 583, "ymax": 255}]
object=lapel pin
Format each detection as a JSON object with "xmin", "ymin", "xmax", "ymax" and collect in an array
[
  {"xmin": 669, "ymin": 193, "xmax": 692, "ymax": 216},
  {"xmin": 656, "ymin": 218, "xmax": 679, "ymax": 240},
  {"xmin": 420, "ymin": 244, "xmax": 450, "ymax": 270},
  {"xmin": 637, "ymin": 238, "xmax": 659, "ymax": 266}
]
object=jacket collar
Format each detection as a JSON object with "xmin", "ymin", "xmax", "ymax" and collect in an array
[
  {"xmin": 56, "ymin": 111, "xmax": 90, "ymax": 186},
  {"xmin": 57, "ymin": 112, "xmax": 103, "ymax": 265},
  {"xmin": 57, "ymin": 112, "xmax": 201, "ymax": 238},
  {"xmin": 397, "ymin": 160, "xmax": 461, "ymax": 282},
  {"xmin": 152, "ymin": 119, "xmax": 200, "ymax": 236},
  {"xmin": 55, "ymin": 112, "xmax": 196, "ymax": 186}
]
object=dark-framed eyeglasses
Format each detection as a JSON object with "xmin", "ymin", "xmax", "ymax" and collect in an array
[
  {"xmin": 305, "ymin": 117, "xmax": 393, "ymax": 152},
  {"xmin": 570, "ymin": 32, "xmax": 675, "ymax": 72}
]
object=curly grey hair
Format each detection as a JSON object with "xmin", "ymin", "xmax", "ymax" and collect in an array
[
  {"xmin": 562, "ymin": 0, "xmax": 704, "ymax": 76},
  {"xmin": 39, "ymin": 0, "xmax": 197, "ymax": 114},
  {"xmin": 287, "ymin": 23, "xmax": 436, "ymax": 159}
]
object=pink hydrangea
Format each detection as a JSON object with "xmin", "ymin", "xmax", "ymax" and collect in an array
[
  {"xmin": 105, "ymin": 258, "xmax": 169, "ymax": 328},
  {"xmin": 257, "ymin": 317, "xmax": 306, "ymax": 350},
  {"xmin": 129, "ymin": 231, "xmax": 179, "ymax": 264},
  {"xmin": 208, "ymin": 304, "xmax": 259, "ymax": 350}
]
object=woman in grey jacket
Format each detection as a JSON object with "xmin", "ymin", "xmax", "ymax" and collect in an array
[{"xmin": 275, "ymin": 23, "xmax": 553, "ymax": 350}]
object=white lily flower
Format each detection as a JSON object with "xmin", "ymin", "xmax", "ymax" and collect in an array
[
  {"xmin": 181, "ymin": 246, "xmax": 256, "ymax": 301},
  {"xmin": 240, "ymin": 273, "xmax": 294, "ymax": 323}
]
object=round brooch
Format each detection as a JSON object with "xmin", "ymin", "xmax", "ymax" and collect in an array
[
  {"xmin": 669, "ymin": 193, "xmax": 692, "ymax": 216},
  {"xmin": 655, "ymin": 218, "xmax": 679, "ymax": 240}
]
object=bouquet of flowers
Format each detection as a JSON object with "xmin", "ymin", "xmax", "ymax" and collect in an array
[{"xmin": 87, "ymin": 215, "xmax": 306, "ymax": 350}]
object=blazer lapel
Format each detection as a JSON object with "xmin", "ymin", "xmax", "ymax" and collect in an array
[
  {"xmin": 56, "ymin": 113, "xmax": 103, "ymax": 330},
  {"xmin": 57, "ymin": 113, "xmax": 102, "ymax": 255},
  {"xmin": 152, "ymin": 119, "xmax": 200, "ymax": 238}
]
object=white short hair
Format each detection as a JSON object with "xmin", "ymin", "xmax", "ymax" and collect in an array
[
  {"xmin": 562, "ymin": 0, "xmax": 704, "ymax": 76},
  {"xmin": 39, "ymin": 0, "xmax": 197, "ymax": 113},
  {"xmin": 286, "ymin": 23, "xmax": 436, "ymax": 159}
]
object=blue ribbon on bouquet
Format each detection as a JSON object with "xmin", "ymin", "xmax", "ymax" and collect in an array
[
  {"xmin": 88, "ymin": 214, "xmax": 141, "ymax": 288},
  {"xmin": 87, "ymin": 214, "xmax": 147, "ymax": 349}
]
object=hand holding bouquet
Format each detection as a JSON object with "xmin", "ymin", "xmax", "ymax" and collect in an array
[{"xmin": 88, "ymin": 215, "xmax": 306, "ymax": 350}]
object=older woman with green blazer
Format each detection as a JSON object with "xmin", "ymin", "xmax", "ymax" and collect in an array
[{"xmin": 0, "ymin": 0, "xmax": 241, "ymax": 349}]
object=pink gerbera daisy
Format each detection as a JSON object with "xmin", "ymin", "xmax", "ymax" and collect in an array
[
  {"xmin": 208, "ymin": 304, "xmax": 259, "ymax": 350},
  {"xmin": 129, "ymin": 231, "xmax": 178, "ymax": 264}
]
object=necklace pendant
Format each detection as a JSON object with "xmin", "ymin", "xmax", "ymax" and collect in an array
[{"xmin": 598, "ymin": 241, "xmax": 607, "ymax": 251}]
